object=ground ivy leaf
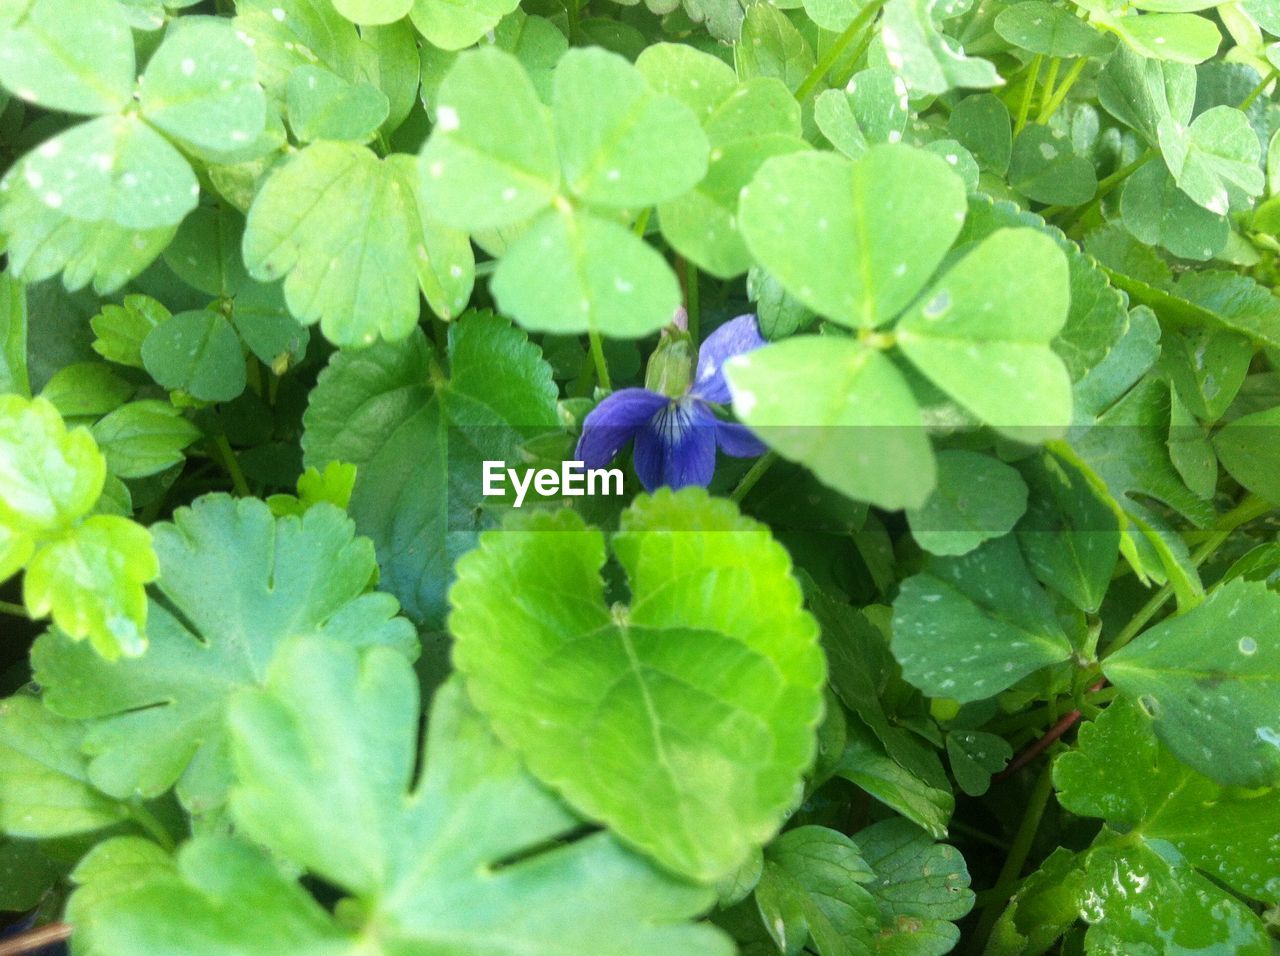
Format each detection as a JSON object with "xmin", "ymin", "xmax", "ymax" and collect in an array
[
  {"xmin": 1103, "ymin": 578, "xmax": 1280, "ymax": 787},
  {"xmin": 835, "ymin": 722, "xmax": 954, "ymax": 838},
  {"xmin": 302, "ymin": 313, "xmax": 559, "ymax": 627},
  {"xmin": 90, "ymin": 401, "xmax": 202, "ymax": 480},
  {"xmin": 739, "ymin": 146, "xmax": 967, "ymax": 329},
  {"xmin": 725, "ymin": 336, "xmax": 936, "ymax": 511},
  {"xmin": 0, "ymin": 116, "xmax": 198, "ymax": 293},
  {"xmin": 141, "ymin": 310, "xmax": 247, "ymax": 403},
  {"xmin": 31, "ymin": 496, "xmax": 418, "ymax": 812},
  {"xmin": 285, "ymin": 65, "xmax": 389, "ymax": 143},
  {"xmin": 892, "ymin": 535, "xmax": 1073, "ymax": 702},
  {"xmin": 410, "ymin": 0, "xmax": 521, "ymax": 51},
  {"xmin": 907, "ymin": 450, "xmax": 1028, "ymax": 557},
  {"xmin": 25, "ymin": 516, "xmax": 156, "ymax": 659},
  {"xmin": 418, "ymin": 47, "xmax": 560, "ymax": 231},
  {"xmin": 139, "ymin": 18, "xmax": 267, "ymax": 162},
  {"xmin": 0, "ymin": 0, "xmax": 135, "ymax": 115},
  {"xmin": 896, "ymin": 228, "xmax": 1073, "ymax": 440},
  {"xmin": 853, "ymin": 818, "xmax": 974, "ymax": 954},
  {"xmin": 879, "ymin": 0, "xmax": 1002, "ymax": 97},
  {"xmin": 1120, "ymin": 159, "xmax": 1229, "ymax": 260},
  {"xmin": 491, "ymin": 207, "xmax": 681, "ymax": 337},
  {"xmin": 554, "ymin": 47, "xmax": 709, "ymax": 209},
  {"xmin": 1008, "ymin": 125, "xmax": 1097, "ymax": 205},
  {"xmin": 0, "ymin": 695, "xmax": 129, "ymax": 838},
  {"xmin": 756, "ymin": 826, "xmax": 879, "ymax": 955},
  {"xmin": 449, "ymin": 489, "xmax": 826, "ymax": 883},
  {"xmin": 1016, "ymin": 452, "xmax": 1120, "ymax": 614},
  {"xmin": 243, "ymin": 142, "xmax": 473, "ymax": 346},
  {"xmin": 0, "ymin": 395, "xmax": 105, "ymax": 536}
]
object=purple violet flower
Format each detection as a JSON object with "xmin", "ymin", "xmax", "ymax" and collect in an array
[{"xmin": 575, "ymin": 314, "xmax": 768, "ymax": 491}]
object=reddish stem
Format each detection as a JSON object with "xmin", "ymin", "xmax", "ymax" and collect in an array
[
  {"xmin": 0, "ymin": 923, "xmax": 72, "ymax": 956},
  {"xmin": 994, "ymin": 679, "xmax": 1107, "ymax": 782}
]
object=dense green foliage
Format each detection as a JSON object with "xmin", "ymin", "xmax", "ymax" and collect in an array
[{"xmin": 2, "ymin": 0, "xmax": 1280, "ymax": 952}]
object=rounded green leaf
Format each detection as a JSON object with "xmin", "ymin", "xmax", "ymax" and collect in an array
[
  {"xmin": 1107, "ymin": 11, "xmax": 1222, "ymax": 63},
  {"xmin": 994, "ymin": 1, "xmax": 1113, "ymax": 56},
  {"xmin": 25, "ymin": 515, "xmax": 156, "ymax": 659},
  {"xmin": 139, "ymin": 18, "xmax": 267, "ymax": 161},
  {"xmin": 142, "ymin": 310, "xmax": 247, "ymax": 403},
  {"xmin": 333, "ymin": 0, "xmax": 412, "ymax": 24},
  {"xmin": 91, "ymin": 401, "xmax": 202, "ymax": 480},
  {"xmin": 739, "ymin": 146, "xmax": 968, "ymax": 328},
  {"xmin": 0, "ymin": 0, "xmax": 135, "ymax": 115},
  {"xmin": 635, "ymin": 42, "xmax": 739, "ymax": 122},
  {"xmin": 410, "ymin": 0, "xmax": 520, "ymax": 51},
  {"xmin": 906, "ymin": 450, "xmax": 1028, "ymax": 556},
  {"xmin": 491, "ymin": 208, "xmax": 681, "ymax": 337},
  {"xmin": 286, "ymin": 66, "xmax": 390, "ymax": 143},
  {"xmin": 896, "ymin": 228, "xmax": 1073, "ymax": 440},
  {"xmin": 0, "ymin": 395, "xmax": 105, "ymax": 535},
  {"xmin": 553, "ymin": 47, "xmax": 710, "ymax": 209},
  {"xmin": 418, "ymin": 47, "xmax": 559, "ymax": 231},
  {"xmin": 724, "ymin": 335, "xmax": 936, "ymax": 510},
  {"xmin": 1008, "ymin": 125, "xmax": 1097, "ymax": 205},
  {"xmin": 1162, "ymin": 105, "xmax": 1264, "ymax": 214},
  {"xmin": 449, "ymin": 490, "xmax": 825, "ymax": 883},
  {"xmin": 1120, "ymin": 159, "xmax": 1229, "ymax": 260}
]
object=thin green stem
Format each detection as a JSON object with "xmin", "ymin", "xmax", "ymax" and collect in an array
[
  {"xmin": 1014, "ymin": 54, "xmax": 1043, "ymax": 134},
  {"xmin": 129, "ymin": 802, "xmax": 176, "ymax": 853},
  {"xmin": 685, "ymin": 262, "xmax": 700, "ymax": 343},
  {"xmin": 1103, "ymin": 494, "xmax": 1272, "ymax": 656},
  {"xmin": 794, "ymin": 0, "xmax": 887, "ymax": 102},
  {"xmin": 729, "ymin": 451, "xmax": 777, "ymax": 504},
  {"xmin": 1038, "ymin": 57, "xmax": 1087, "ymax": 125},
  {"xmin": 1043, "ymin": 147, "xmax": 1156, "ymax": 223},
  {"xmin": 968, "ymin": 762, "xmax": 1055, "ymax": 954},
  {"xmin": 588, "ymin": 331, "xmax": 612, "ymax": 391},
  {"xmin": 1038, "ymin": 56, "xmax": 1062, "ymax": 121},
  {"xmin": 212, "ymin": 434, "xmax": 251, "ymax": 498},
  {"xmin": 1240, "ymin": 68, "xmax": 1279, "ymax": 111},
  {"xmin": 633, "ymin": 207, "xmax": 652, "ymax": 237},
  {"xmin": 564, "ymin": 0, "xmax": 581, "ymax": 43},
  {"xmin": 0, "ymin": 600, "xmax": 28, "ymax": 619}
]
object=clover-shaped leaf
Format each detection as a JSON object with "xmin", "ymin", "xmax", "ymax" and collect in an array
[
  {"xmin": 449, "ymin": 489, "xmax": 825, "ymax": 883},
  {"xmin": 31, "ymin": 495, "xmax": 418, "ymax": 812}
]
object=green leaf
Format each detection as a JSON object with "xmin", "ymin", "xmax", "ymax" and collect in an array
[
  {"xmin": 554, "ymin": 47, "xmax": 709, "ymax": 209},
  {"xmin": 266, "ymin": 460, "xmax": 357, "ymax": 517},
  {"xmin": 410, "ymin": 0, "xmax": 521, "ymax": 51},
  {"xmin": 40, "ymin": 362, "xmax": 134, "ymax": 418},
  {"xmin": 1106, "ymin": 11, "xmax": 1221, "ymax": 63},
  {"xmin": 449, "ymin": 490, "xmax": 825, "ymax": 883},
  {"xmin": 1008, "ymin": 125, "xmax": 1098, "ymax": 205},
  {"xmin": 739, "ymin": 146, "xmax": 967, "ymax": 328},
  {"xmin": 418, "ymin": 47, "xmax": 560, "ymax": 230},
  {"xmin": 891, "ymin": 535, "xmax": 1074, "ymax": 702},
  {"xmin": 356, "ymin": 20, "xmax": 419, "ymax": 133},
  {"xmin": 987, "ymin": 848, "xmax": 1086, "ymax": 956},
  {"xmin": 81, "ymin": 659, "xmax": 730, "ymax": 954},
  {"xmin": 0, "ymin": 0, "xmax": 134, "ymax": 115},
  {"xmin": 302, "ymin": 313, "xmax": 559, "ymax": 627},
  {"xmin": 1162, "ymin": 326, "xmax": 1253, "ymax": 421},
  {"xmin": 814, "ymin": 68, "xmax": 909, "ymax": 160},
  {"xmin": 90, "ymin": 401, "xmax": 201, "ymax": 480},
  {"xmin": 725, "ymin": 336, "xmax": 936, "ymax": 510},
  {"xmin": 948, "ymin": 93, "xmax": 1012, "ymax": 174},
  {"xmin": 286, "ymin": 65, "xmax": 390, "ymax": 143},
  {"xmin": 25, "ymin": 515, "xmax": 156, "ymax": 659},
  {"xmin": 635, "ymin": 42, "xmax": 739, "ymax": 122},
  {"xmin": 735, "ymin": 3, "xmax": 816, "ymax": 93},
  {"xmin": 1096, "ymin": 44, "xmax": 1195, "ymax": 144},
  {"xmin": 31, "ymin": 496, "xmax": 418, "ymax": 811},
  {"xmin": 0, "ymin": 395, "xmax": 104, "ymax": 536},
  {"xmin": 0, "ymin": 116, "xmax": 199, "ymax": 293},
  {"xmin": 0, "ymin": 695, "xmax": 128, "ymax": 837},
  {"xmin": 233, "ymin": 0, "xmax": 364, "ymax": 103},
  {"xmin": 879, "ymin": 0, "xmax": 1002, "ymax": 96},
  {"xmin": 756, "ymin": 826, "xmax": 879, "ymax": 955},
  {"xmin": 243, "ymin": 143, "xmax": 473, "ymax": 346},
  {"xmin": 91, "ymin": 295, "xmax": 169, "ymax": 369},
  {"xmin": 1016, "ymin": 452, "xmax": 1120, "ymax": 614},
  {"xmin": 1214, "ymin": 406, "xmax": 1280, "ymax": 502},
  {"xmin": 835, "ymin": 722, "xmax": 955, "ymax": 838},
  {"xmin": 334, "ymin": 0, "xmax": 412, "ymax": 24},
  {"xmin": 1103, "ymin": 579, "xmax": 1280, "ymax": 787},
  {"xmin": 0, "ymin": 273, "xmax": 29, "ymax": 397},
  {"xmin": 491, "ymin": 208, "xmax": 681, "ymax": 336},
  {"xmin": 895, "ymin": 228, "xmax": 1073, "ymax": 440},
  {"xmin": 1162, "ymin": 105, "xmax": 1264, "ymax": 213},
  {"xmin": 906, "ymin": 450, "xmax": 1028, "ymax": 557},
  {"xmin": 141, "ymin": 310, "xmax": 247, "ymax": 403},
  {"xmin": 658, "ymin": 78, "xmax": 808, "ymax": 278},
  {"xmin": 66, "ymin": 837, "xmax": 178, "ymax": 956},
  {"xmin": 994, "ymin": 1, "xmax": 1113, "ymax": 56},
  {"xmin": 1120, "ymin": 158, "xmax": 1229, "ymax": 260},
  {"xmin": 945, "ymin": 730, "xmax": 1011, "ymax": 796},
  {"xmin": 139, "ymin": 19, "xmax": 267, "ymax": 162},
  {"xmin": 853, "ymin": 819, "xmax": 974, "ymax": 954}
]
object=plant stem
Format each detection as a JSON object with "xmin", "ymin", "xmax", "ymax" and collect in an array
[
  {"xmin": 1240, "ymin": 68, "xmax": 1279, "ymax": 111},
  {"xmin": 1037, "ymin": 56, "xmax": 1062, "ymax": 120},
  {"xmin": 794, "ymin": 0, "xmax": 887, "ymax": 102},
  {"xmin": 968, "ymin": 762, "xmax": 1055, "ymax": 954},
  {"xmin": 212, "ymin": 434, "xmax": 251, "ymax": 498},
  {"xmin": 564, "ymin": 0, "xmax": 581, "ymax": 43},
  {"xmin": 129, "ymin": 801, "xmax": 177, "ymax": 853},
  {"xmin": 1014, "ymin": 54, "xmax": 1043, "ymax": 134},
  {"xmin": 1038, "ymin": 57, "xmax": 1087, "ymax": 125},
  {"xmin": 1103, "ymin": 493, "xmax": 1272, "ymax": 656},
  {"xmin": 0, "ymin": 600, "xmax": 28, "ymax": 618},
  {"xmin": 633, "ymin": 207, "xmax": 652, "ymax": 237},
  {"xmin": 729, "ymin": 451, "xmax": 777, "ymax": 504},
  {"xmin": 685, "ymin": 262, "xmax": 700, "ymax": 342},
  {"xmin": 0, "ymin": 923, "xmax": 72, "ymax": 956},
  {"xmin": 588, "ymin": 331, "xmax": 612, "ymax": 391}
]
